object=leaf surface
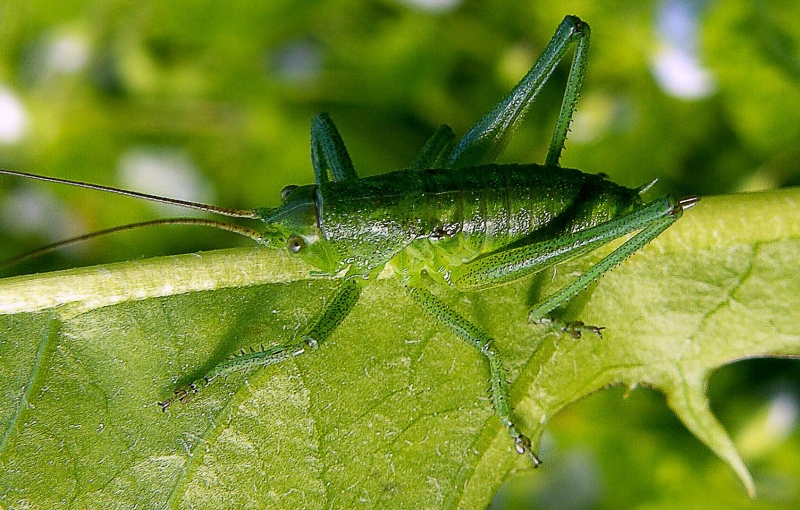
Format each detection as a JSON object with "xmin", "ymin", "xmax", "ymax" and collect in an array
[{"xmin": 1, "ymin": 189, "xmax": 799, "ymax": 508}]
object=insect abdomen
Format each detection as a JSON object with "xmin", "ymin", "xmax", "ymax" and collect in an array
[
  {"xmin": 318, "ymin": 164, "xmax": 641, "ymax": 273},
  {"xmin": 418, "ymin": 164, "xmax": 642, "ymax": 261}
]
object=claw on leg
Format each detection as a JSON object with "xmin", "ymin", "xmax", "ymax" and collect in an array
[
  {"xmin": 531, "ymin": 316, "xmax": 604, "ymax": 339},
  {"xmin": 158, "ymin": 383, "xmax": 199, "ymax": 411},
  {"xmin": 514, "ymin": 433, "xmax": 542, "ymax": 468},
  {"xmin": 562, "ymin": 320, "xmax": 604, "ymax": 339}
]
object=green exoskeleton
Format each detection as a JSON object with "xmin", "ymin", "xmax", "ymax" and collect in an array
[{"xmin": 0, "ymin": 16, "xmax": 697, "ymax": 465}]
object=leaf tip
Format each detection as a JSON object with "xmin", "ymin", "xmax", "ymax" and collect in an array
[{"xmin": 665, "ymin": 377, "xmax": 756, "ymax": 497}]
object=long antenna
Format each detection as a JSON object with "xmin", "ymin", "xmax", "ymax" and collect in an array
[
  {"xmin": 1, "ymin": 218, "xmax": 266, "ymax": 267},
  {"xmin": 0, "ymin": 168, "xmax": 261, "ymax": 219}
]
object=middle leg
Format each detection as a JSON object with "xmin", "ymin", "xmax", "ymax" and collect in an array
[
  {"xmin": 159, "ymin": 277, "xmax": 362, "ymax": 409},
  {"xmin": 406, "ymin": 284, "xmax": 542, "ymax": 466}
]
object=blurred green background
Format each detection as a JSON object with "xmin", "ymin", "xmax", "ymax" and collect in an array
[{"xmin": 0, "ymin": 0, "xmax": 798, "ymax": 508}]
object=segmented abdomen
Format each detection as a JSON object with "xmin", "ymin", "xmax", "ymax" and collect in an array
[
  {"xmin": 413, "ymin": 164, "xmax": 642, "ymax": 262},
  {"xmin": 318, "ymin": 163, "xmax": 642, "ymax": 272}
]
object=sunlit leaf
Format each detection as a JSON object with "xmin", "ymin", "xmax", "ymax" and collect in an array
[{"xmin": 1, "ymin": 189, "xmax": 798, "ymax": 508}]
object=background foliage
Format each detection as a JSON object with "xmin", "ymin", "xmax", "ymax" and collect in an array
[{"xmin": 0, "ymin": 0, "xmax": 798, "ymax": 508}]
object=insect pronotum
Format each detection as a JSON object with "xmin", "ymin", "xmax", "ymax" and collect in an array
[{"xmin": 0, "ymin": 16, "xmax": 698, "ymax": 466}]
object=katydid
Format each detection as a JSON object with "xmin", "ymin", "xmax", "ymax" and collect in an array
[{"xmin": 0, "ymin": 15, "xmax": 697, "ymax": 466}]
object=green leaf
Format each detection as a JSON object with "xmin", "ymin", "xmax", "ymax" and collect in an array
[{"xmin": 1, "ymin": 188, "xmax": 799, "ymax": 508}]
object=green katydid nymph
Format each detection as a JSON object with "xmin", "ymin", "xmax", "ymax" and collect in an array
[{"xmin": 0, "ymin": 15, "xmax": 697, "ymax": 466}]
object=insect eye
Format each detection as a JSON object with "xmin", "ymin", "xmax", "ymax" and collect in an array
[
  {"xmin": 287, "ymin": 235, "xmax": 305, "ymax": 253},
  {"xmin": 280, "ymin": 185, "xmax": 298, "ymax": 200}
]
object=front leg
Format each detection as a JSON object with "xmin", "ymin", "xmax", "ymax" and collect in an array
[
  {"xmin": 160, "ymin": 277, "xmax": 362, "ymax": 409},
  {"xmin": 406, "ymin": 284, "xmax": 542, "ymax": 466}
]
